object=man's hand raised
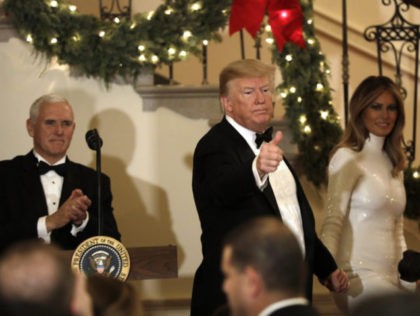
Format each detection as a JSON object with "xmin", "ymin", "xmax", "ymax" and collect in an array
[
  {"xmin": 256, "ymin": 131, "xmax": 284, "ymax": 178},
  {"xmin": 46, "ymin": 189, "xmax": 92, "ymax": 232}
]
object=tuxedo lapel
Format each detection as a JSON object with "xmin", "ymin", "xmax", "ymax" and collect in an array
[
  {"xmin": 22, "ymin": 152, "xmax": 48, "ymax": 217},
  {"xmin": 221, "ymin": 118, "xmax": 280, "ymax": 217},
  {"xmin": 220, "ymin": 118, "xmax": 255, "ymax": 163},
  {"xmin": 60, "ymin": 159, "xmax": 79, "ymax": 205},
  {"xmin": 262, "ymin": 177, "xmax": 282, "ymax": 217}
]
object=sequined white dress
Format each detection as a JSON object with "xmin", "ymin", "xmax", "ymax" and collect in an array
[{"xmin": 321, "ymin": 134, "xmax": 408, "ymax": 312}]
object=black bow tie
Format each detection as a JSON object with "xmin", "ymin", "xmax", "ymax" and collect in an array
[
  {"xmin": 255, "ymin": 127, "xmax": 273, "ymax": 148},
  {"xmin": 37, "ymin": 161, "xmax": 67, "ymax": 176}
]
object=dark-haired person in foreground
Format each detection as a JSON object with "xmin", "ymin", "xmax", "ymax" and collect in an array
[
  {"xmin": 0, "ymin": 94, "xmax": 120, "ymax": 253},
  {"xmin": 349, "ymin": 292, "xmax": 420, "ymax": 316},
  {"xmin": 222, "ymin": 217, "xmax": 320, "ymax": 316}
]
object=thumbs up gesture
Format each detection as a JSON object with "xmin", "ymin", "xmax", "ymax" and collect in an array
[{"xmin": 256, "ymin": 131, "xmax": 284, "ymax": 178}]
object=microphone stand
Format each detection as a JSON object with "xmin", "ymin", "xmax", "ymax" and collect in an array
[
  {"xmin": 86, "ymin": 129, "xmax": 103, "ymax": 236},
  {"xmin": 96, "ymin": 142, "xmax": 102, "ymax": 236}
]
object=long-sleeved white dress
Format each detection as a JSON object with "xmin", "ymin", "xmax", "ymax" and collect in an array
[{"xmin": 321, "ymin": 134, "xmax": 408, "ymax": 312}]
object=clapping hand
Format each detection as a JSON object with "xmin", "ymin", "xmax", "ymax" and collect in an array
[{"xmin": 46, "ymin": 189, "xmax": 91, "ymax": 232}]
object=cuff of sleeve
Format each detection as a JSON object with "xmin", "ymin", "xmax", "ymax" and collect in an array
[
  {"xmin": 37, "ymin": 216, "xmax": 51, "ymax": 243},
  {"xmin": 400, "ymin": 279, "xmax": 417, "ymax": 292},
  {"xmin": 71, "ymin": 212, "xmax": 90, "ymax": 237},
  {"xmin": 252, "ymin": 157, "xmax": 268, "ymax": 190}
]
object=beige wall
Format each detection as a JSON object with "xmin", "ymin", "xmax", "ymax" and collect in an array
[{"xmin": 1, "ymin": 0, "xmax": 419, "ymax": 308}]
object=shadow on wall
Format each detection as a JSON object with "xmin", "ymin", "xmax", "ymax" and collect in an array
[{"xmin": 86, "ymin": 109, "xmax": 185, "ymax": 268}]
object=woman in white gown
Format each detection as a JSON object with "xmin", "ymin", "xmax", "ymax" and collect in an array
[{"xmin": 321, "ymin": 76, "xmax": 411, "ymax": 312}]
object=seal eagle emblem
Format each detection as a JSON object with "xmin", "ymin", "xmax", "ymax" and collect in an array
[{"xmin": 71, "ymin": 236, "xmax": 130, "ymax": 281}]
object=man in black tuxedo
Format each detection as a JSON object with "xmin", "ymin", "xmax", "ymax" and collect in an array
[
  {"xmin": 191, "ymin": 59, "xmax": 348, "ymax": 316},
  {"xmin": 0, "ymin": 94, "xmax": 120, "ymax": 253},
  {"xmin": 222, "ymin": 217, "xmax": 319, "ymax": 316}
]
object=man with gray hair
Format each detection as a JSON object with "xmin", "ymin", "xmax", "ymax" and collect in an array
[{"xmin": 0, "ymin": 94, "xmax": 120, "ymax": 253}]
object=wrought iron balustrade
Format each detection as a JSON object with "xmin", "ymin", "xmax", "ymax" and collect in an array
[{"xmin": 363, "ymin": 0, "xmax": 419, "ymax": 166}]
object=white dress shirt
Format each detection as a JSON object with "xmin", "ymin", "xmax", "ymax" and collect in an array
[
  {"xmin": 225, "ymin": 116, "xmax": 306, "ymax": 255},
  {"xmin": 258, "ymin": 297, "xmax": 309, "ymax": 316},
  {"xmin": 34, "ymin": 151, "xmax": 89, "ymax": 243}
]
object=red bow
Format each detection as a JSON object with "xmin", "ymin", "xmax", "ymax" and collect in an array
[{"xmin": 229, "ymin": 0, "xmax": 306, "ymax": 51}]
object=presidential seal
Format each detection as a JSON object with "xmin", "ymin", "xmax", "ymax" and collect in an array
[{"xmin": 71, "ymin": 236, "xmax": 130, "ymax": 281}]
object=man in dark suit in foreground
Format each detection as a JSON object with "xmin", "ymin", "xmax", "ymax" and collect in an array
[
  {"xmin": 222, "ymin": 217, "xmax": 319, "ymax": 316},
  {"xmin": 0, "ymin": 94, "xmax": 120, "ymax": 253},
  {"xmin": 191, "ymin": 59, "xmax": 348, "ymax": 316}
]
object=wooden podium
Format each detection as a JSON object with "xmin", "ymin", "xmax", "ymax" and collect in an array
[
  {"xmin": 125, "ymin": 245, "xmax": 178, "ymax": 280},
  {"xmin": 64, "ymin": 245, "xmax": 178, "ymax": 280}
]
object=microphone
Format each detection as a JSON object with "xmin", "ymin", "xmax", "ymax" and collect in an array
[{"xmin": 85, "ymin": 129, "xmax": 103, "ymax": 151}]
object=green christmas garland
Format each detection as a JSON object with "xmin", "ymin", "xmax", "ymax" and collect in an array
[
  {"xmin": 3, "ymin": 0, "xmax": 229, "ymax": 82},
  {"xmin": 3, "ymin": 0, "xmax": 419, "ymax": 219}
]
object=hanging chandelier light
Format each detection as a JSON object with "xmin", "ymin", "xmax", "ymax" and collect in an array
[{"xmin": 99, "ymin": 0, "xmax": 132, "ymax": 21}]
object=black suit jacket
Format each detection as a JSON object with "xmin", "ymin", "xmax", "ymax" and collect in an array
[
  {"xmin": 191, "ymin": 118, "xmax": 337, "ymax": 316},
  {"xmin": 0, "ymin": 151, "xmax": 121, "ymax": 253}
]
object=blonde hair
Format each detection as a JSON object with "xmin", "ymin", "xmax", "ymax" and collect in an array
[{"xmin": 219, "ymin": 59, "xmax": 275, "ymax": 97}]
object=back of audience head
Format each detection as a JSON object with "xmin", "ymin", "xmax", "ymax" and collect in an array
[
  {"xmin": 87, "ymin": 273, "xmax": 143, "ymax": 316},
  {"xmin": 349, "ymin": 292, "xmax": 420, "ymax": 316},
  {"xmin": 0, "ymin": 240, "xmax": 92, "ymax": 316},
  {"xmin": 221, "ymin": 216, "xmax": 307, "ymax": 315}
]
